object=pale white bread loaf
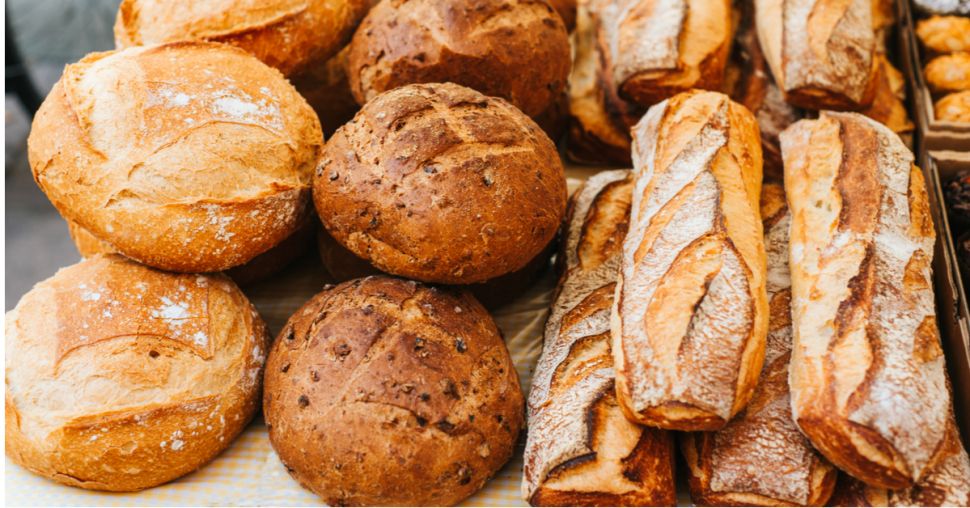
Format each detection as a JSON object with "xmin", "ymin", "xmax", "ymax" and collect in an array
[
  {"xmin": 114, "ymin": 0, "xmax": 370, "ymax": 76},
  {"xmin": 523, "ymin": 170, "xmax": 676, "ymax": 506},
  {"xmin": 612, "ymin": 90, "xmax": 768, "ymax": 431},
  {"xmin": 781, "ymin": 112, "xmax": 951, "ymax": 489},
  {"xmin": 755, "ymin": 0, "xmax": 879, "ymax": 110},
  {"xmin": 681, "ymin": 183, "xmax": 837, "ymax": 506},
  {"xmin": 27, "ymin": 42, "xmax": 322, "ymax": 273},
  {"xmin": 5, "ymin": 255, "xmax": 268, "ymax": 491}
]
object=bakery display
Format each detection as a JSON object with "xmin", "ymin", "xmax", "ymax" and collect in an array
[
  {"xmin": 263, "ymin": 276, "xmax": 523, "ymax": 506},
  {"xmin": 924, "ymin": 52, "xmax": 970, "ymax": 94},
  {"xmin": 313, "ymin": 82, "xmax": 567, "ymax": 285},
  {"xmin": 114, "ymin": 0, "xmax": 369, "ymax": 76},
  {"xmin": 345, "ymin": 0, "xmax": 570, "ymax": 118},
  {"xmin": 613, "ymin": 90, "xmax": 768, "ymax": 431},
  {"xmin": 781, "ymin": 111, "xmax": 950, "ymax": 489},
  {"xmin": 27, "ymin": 42, "xmax": 322, "ymax": 273},
  {"xmin": 5, "ymin": 255, "xmax": 268, "ymax": 491},
  {"xmin": 523, "ymin": 170, "xmax": 677, "ymax": 506},
  {"xmin": 756, "ymin": 0, "xmax": 879, "ymax": 110},
  {"xmin": 681, "ymin": 183, "xmax": 837, "ymax": 507},
  {"xmin": 917, "ymin": 15, "xmax": 970, "ymax": 54}
]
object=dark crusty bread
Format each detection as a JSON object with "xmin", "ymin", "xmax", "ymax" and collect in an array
[
  {"xmin": 5, "ymin": 255, "xmax": 268, "ymax": 491},
  {"xmin": 681, "ymin": 184, "xmax": 837, "ymax": 507},
  {"xmin": 346, "ymin": 0, "xmax": 570, "ymax": 118},
  {"xmin": 314, "ymin": 83, "xmax": 567, "ymax": 285},
  {"xmin": 263, "ymin": 276, "xmax": 523, "ymax": 506},
  {"xmin": 523, "ymin": 170, "xmax": 677, "ymax": 507}
]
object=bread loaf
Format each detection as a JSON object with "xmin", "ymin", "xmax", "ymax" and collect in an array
[
  {"xmin": 755, "ymin": 0, "xmax": 879, "ymax": 110},
  {"xmin": 924, "ymin": 52, "xmax": 970, "ymax": 94},
  {"xmin": 612, "ymin": 90, "xmax": 768, "ymax": 431},
  {"xmin": 781, "ymin": 111, "xmax": 951, "ymax": 489},
  {"xmin": 523, "ymin": 170, "xmax": 676, "ymax": 506},
  {"xmin": 313, "ymin": 83, "xmax": 567, "ymax": 285},
  {"xmin": 859, "ymin": 54, "xmax": 914, "ymax": 134},
  {"xmin": 263, "ymin": 276, "xmax": 523, "ymax": 506},
  {"xmin": 681, "ymin": 183, "xmax": 837, "ymax": 506},
  {"xmin": 917, "ymin": 15, "xmax": 970, "ymax": 54},
  {"xmin": 5, "ymin": 255, "xmax": 267, "ymax": 491},
  {"xmin": 935, "ymin": 90, "xmax": 970, "ymax": 122},
  {"xmin": 114, "ymin": 0, "xmax": 369, "ymax": 76},
  {"xmin": 28, "ymin": 42, "xmax": 322, "ymax": 273},
  {"xmin": 346, "ymin": 0, "xmax": 570, "ymax": 118}
]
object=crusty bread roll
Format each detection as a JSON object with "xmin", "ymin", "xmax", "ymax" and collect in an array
[
  {"xmin": 681, "ymin": 183, "xmax": 837, "ymax": 507},
  {"xmin": 346, "ymin": 0, "xmax": 570, "ymax": 118},
  {"xmin": 612, "ymin": 90, "xmax": 767, "ymax": 431},
  {"xmin": 755, "ymin": 0, "xmax": 879, "ymax": 110},
  {"xmin": 523, "ymin": 170, "xmax": 677, "ymax": 507},
  {"xmin": 5, "ymin": 255, "xmax": 268, "ymax": 491},
  {"xmin": 827, "ymin": 420, "xmax": 970, "ymax": 507},
  {"xmin": 924, "ymin": 52, "xmax": 970, "ymax": 94},
  {"xmin": 314, "ymin": 83, "xmax": 567, "ymax": 285},
  {"xmin": 263, "ymin": 276, "xmax": 523, "ymax": 506},
  {"xmin": 860, "ymin": 54, "xmax": 914, "ymax": 134},
  {"xmin": 935, "ymin": 90, "xmax": 970, "ymax": 122},
  {"xmin": 917, "ymin": 15, "xmax": 970, "ymax": 54},
  {"xmin": 114, "ymin": 0, "xmax": 369, "ymax": 76},
  {"xmin": 781, "ymin": 112, "xmax": 951, "ymax": 489},
  {"xmin": 27, "ymin": 43, "xmax": 322, "ymax": 274}
]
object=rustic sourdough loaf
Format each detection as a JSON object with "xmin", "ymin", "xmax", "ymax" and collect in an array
[
  {"xmin": 263, "ymin": 276, "xmax": 523, "ymax": 506},
  {"xmin": 781, "ymin": 112, "xmax": 951, "ymax": 489},
  {"xmin": 612, "ymin": 90, "xmax": 768, "ymax": 431},
  {"xmin": 5, "ymin": 255, "xmax": 268, "ymax": 491},
  {"xmin": 28, "ymin": 42, "xmax": 322, "ymax": 273},
  {"xmin": 523, "ymin": 170, "xmax": 677, "ymax": 506}
]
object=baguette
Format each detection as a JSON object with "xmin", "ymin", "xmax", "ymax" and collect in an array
[
  {"xmin": 523, "ymin": 170, "xmax": 676, "ymax": 506},
  {"xmin": 755, "ymin": 0, "xmax": 879, "ymax": 110},
  {"xmin": 681, "ymin": 183, "xmax": 837, "ymax": 506},
  {"xmin": 612, "ymin": 90, "xmax": 768, "ymax": 431},
  {"xmin": 781, "ymin": 111, "xmax": 951, "ymax": 489}
]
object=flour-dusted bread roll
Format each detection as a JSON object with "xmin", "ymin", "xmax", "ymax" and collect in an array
[
  {"xmin": 935, "ymin": 90, "xmax": 970, "ymax": 122},
  {"xmin": 314, "ymin": 83, "xmax": 567, "ymax": 285},
  {"xmin": 917, "ymin": 15, "xmax": 970, "ymax": 54},
  {"xmin": 114, "ymin": 0, "xmax": 370, "ymax": 76},
  {"xmin": 5, "ymin": 255, "xmax": 268, "ymax": 491},
  {"xmin": 756, "ymin": 0, "xmax": 879, "ymax": 110},
  {"xmin": 612, "ymin": 90, "xmax": 768, "ymax": 431},
  {"xmin": 263, "ymin": 276, "xmax": 523, "ymax": 506},
  {"xmin": 924, "ymin": 52, "xmax": 970, "ymax": 94},
  {"xmin": 781, "ymin": 112, "xmax": 951, "ymax": 489},
  {"xmin": 523, "ymin": 170, "xmax": 676, "ymax": 507},
  {"xmin": 346, "ymin": 0, "xmax": 570, "ymax": 118},
  {"xmin": 27, "ymin": 43, "xmax": 322, "ymax": 273},
  {"xmin": 681, "ymin": 183, "xmax": 837, "ymax": 507}
]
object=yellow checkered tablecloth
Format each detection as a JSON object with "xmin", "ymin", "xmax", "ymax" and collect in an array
[{"xmin": 5, "ymin": 176, "xmax": 614, "ymax": 507}]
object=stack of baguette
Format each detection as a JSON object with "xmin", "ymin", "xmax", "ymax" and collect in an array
[{"xmin": 6, "ymin": 0, "xmax": 970, "ymax": 506}]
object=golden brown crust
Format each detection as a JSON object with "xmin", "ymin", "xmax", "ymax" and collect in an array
[
  {"xmin": 28, "ymin": 43, "xmax": 322, "ymax": 273},
  {"xmin": 916, "ymin": 15, "xmax": 970, "ymax": 55},
  {"xmin": 5, "ymin": 255, "xmax": 267, "ymax": 491},
  {"xmin": 524, "ymin": 170, "xmax": 677, "ymax": 507},
  {"xmin": 925, "ymin": 52, "xmax": 970, "ymax": 95},
  {"xmin": 781, "ymin": 112, "xmax": 951, "ymax": 490},
  {"xmin": 263, "ymin": 276, "xmax": 523, "ymax": 506},
  {"xmin": 114, "ymin": 0, "xmax": 370, "ymax": 76},
  {"xmin": 313, "ymin": 83, "xmax": 567, "ymax": 285},
  {"xmin": 613, "ymin": 90, "xmax": 767, "ymax": 432},
  {"xmin": 859, "ymin": 54, "xmax": 914, "ymax": 134},
  {"xmin": 346, "ymin": 0, "xmax": 571, "ymax": 118},
  {"xmin": 934, "ymin": 90, "xmax": 970, "ymax": 122}
]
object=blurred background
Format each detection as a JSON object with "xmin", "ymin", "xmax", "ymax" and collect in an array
[{"xmin": 6, "ymin": 0, "xmax": 120, "ymax": 308}]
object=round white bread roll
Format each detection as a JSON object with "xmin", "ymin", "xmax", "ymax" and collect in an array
[
  {"xmin": 27, "ymin": 42, "xmax": 323, "ymax": 273},
  {"xmin": 5, "ymin": 255, "xmax": 269, "ymax": 491}
]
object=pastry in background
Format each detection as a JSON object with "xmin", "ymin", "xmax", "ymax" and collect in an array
[
  {"xmin": 28, "ymin": 43, "xmax": 322, "ymax": 273},
  {"xmin": 114, "ymin": 0, "xmax": 370, "ymax": 76},
  {"xmin": 913, "ymin": 0, "xmax": 970, "ymax": 16},
  {"xmin": 5, "ymin": 255, "xmax": 268, "ymax": 491},
  {"xmin": 781, "ymin": 112, "xmax": 950, "ymax": 489},
  {"xmin": 935, "ymin": 90, "xmax": 970, "ymax": 122},
  {"xmin": 860, "ymin": 54, "xmax": 915, "ymax": 134},
  {"xmin": 924, "ymin": 52, "xmax": 970, "ymax": 94},
  {"xmin": 314, "ymin": 83, "xmax": 567, "ymax": 285},
  {"xmin": 681, "ymin": 183, "xmax": 837, "ymax": 507},
  {"xmin": 523, "ymin": 170, "xmax": 677, "ymax": 507},
  {"xmin": 263, "ymin": 276, "xmax": 523, "ymax": 506},
  {"xmin": 346, "ymin": 0, "xmax": 570, "ymax": 118},
  {"xmin": 613, "ymin": 90, "xmax": 767, "ymax": 431},
  {"xmin": 917, "ymin": 15, "xmax": 970, "ymax": 54}
]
